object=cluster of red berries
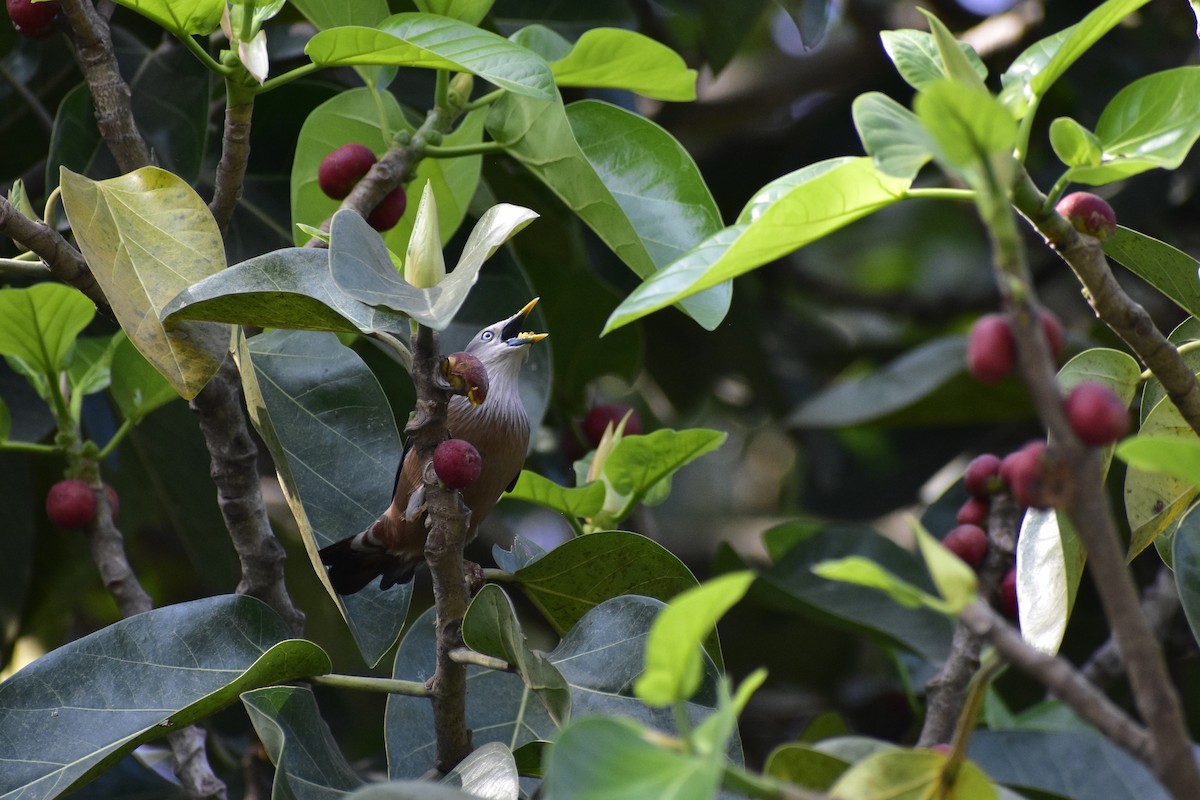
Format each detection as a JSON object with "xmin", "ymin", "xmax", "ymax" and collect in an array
[
  {"xmin": 317, "ymin": 143, "xmax": 407, "ymax": 231},
  {"xmin": 967, "ymin": 308, "xmax": 1065, "ymax": 385},
  {"xmin": 45, "ymin": 479, "xmax": 119, "ymax": 529},
  {"xmin": 7, "ymin": 0, "xmax": 60, "ymax": 38},
  {"xmin": 942, "ymin": 453, "xmax": 1018, "ymax": 619}
]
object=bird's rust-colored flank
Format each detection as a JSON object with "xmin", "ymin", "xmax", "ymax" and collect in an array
[{"xmin": 319, "ymin": 299, "xmax": 547, "ymax": 594}]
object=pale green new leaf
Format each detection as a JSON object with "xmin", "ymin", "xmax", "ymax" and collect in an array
[
  {"xmin": 880, "ymin": 29, "xmax": 986, "ymax": 91},
  {"xmin": 110, "ymin": 0, "xmax": 223, "ymax": 36},
  {"xmin": 59, "ymin": 167, "xmax": 230, "ymax": 399},
  {"xmin": 634, "ymin": 571, "xmax": 754, "ymax": 707},
  {"xmin": 914, "ymin": 80, "xmax": 1017, "ymax": 171},
  {"xmin": 305, "ymin": 13, "xmax": 555, "ymax": 100},
  {"xmin": 549, "ymin": 28, "xmax": 696, "ymax": 101},
  {"xmin": 852, "ymin": 92, "xmax": 934, "ymax": 181},
  {"xmin": 913, "ymin": 520, "xmax": 977, "ymax": 613},
  {"xmin": 507, "ymin": 470, "xmax": 606, "ymax": 519},
  {"xmin": 1049, "ymin": 117, "xmax": 1102, "ymax": 167},
  {"xmin": 920, "ymin": 10, "xmax": 988, "ymax": 92},
  {"xmin": 811, "ymin": 557, "xmax": 937, "ymax": 611},
  {"xmin": 0, "ymin": 283, "xmax": 94, "ymax": 378},
  {"xmin": 1117, "ymin": 436, "xmax": 1200, "ymax": 490},
  {"xmin": 604, "ymin": 157, "xmax": 910, "ymax": 332}
]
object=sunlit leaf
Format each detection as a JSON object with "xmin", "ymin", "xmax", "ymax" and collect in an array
[
  {"xmin": 1104, "ymin": 226, "xmax": 1200, "ymax": 321},
  {"xmin": 110, "ymin": 0, "xmax": 223, "ymax": 36},
  {"xmin": 1122, "ymin": 396, "xmax": 1199, "ymax": 560},
  {"xmin": 880, "ymin": 28, "xmax": 986, "ymax": 91},
  {"xmin": 0, "ymin": 283, "xmax": 94, "ymax": 378},
  {"xmin": 549, "ymin": 28, "xmax": 696, "ymax": 101},
  {"xmin": 829, "ymin": 749, "xmax": 998, "ymax": 800},
  {"xmin": 852, "ymin": 92, "xmax": 934, "ymax": 181}
]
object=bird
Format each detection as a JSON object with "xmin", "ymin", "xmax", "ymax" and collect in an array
[{"xmin": 319, "ymin": 298, "xmax": 547, "ymax": 594}]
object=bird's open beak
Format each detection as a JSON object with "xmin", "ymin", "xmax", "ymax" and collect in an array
[{"xmin": 501, "ymin": 297, "xmax": 549, "ymax": 346}]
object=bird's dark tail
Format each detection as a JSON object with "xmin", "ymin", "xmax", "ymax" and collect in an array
[{"xmin": 318, "ymin": 535, "xmax": 421, "ymax": 595}]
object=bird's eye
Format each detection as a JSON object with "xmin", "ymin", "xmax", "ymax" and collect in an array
[{"xmin": 480, "ymin": 331, "xmax": 495, "ymax": 342}]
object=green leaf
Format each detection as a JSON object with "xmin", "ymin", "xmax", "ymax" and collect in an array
[
  {"xmin": 59, "ymin": 167, "xmax": 230, "ymax": 400},
  {"xmin": 291, "ymin": 88, "xmax": 486, "ymax": 255},
  {"xmin": 305, "ymin": 13, "xmax": 556, "ymax": 100},
  {"xmin": 291, "ymin": 0, "xmax": 393, "ymax": 87},
  {"xmin": 1066, "ymin": 66, "xmax": 1200, "ymax": 185},
  {"xmin": 240, "ymin": 330, "xmax": 409, "ymax": 667},
  {"xmin": 462, "ymin": 584, "xmax": 571, "ymax": 725},
  {"xmin": 0, "ymin": 596, "xmax": 329, "ymax": 799},
  {"xmin": 441, "ymin": 742, "xmax": 521, "ymax": 798},
  {"xmin": 1050, "ymin": 117, "xmax": 1103, "ymax": 167},
  {"xmin": 0, "ymin": 398, "xmax": 10, "ymax": 442},
  {"xmin": 811, "ymin": 557, "xmax": 945, "ymax": 612},
  {"xmin": 1173, "ymin": 504, "xmax": 1200, "ymax": 648},
  {"xmin": 1104, "ymin": 226, "xmax": 1200, "ymax": 321},
  {"xmin": 999, "ymin": 0, "xmax": 1152, "ymax": 117},
  {"xmin": 920, "ymin": 10, "xmax": 988, "ymax": 91},
  {"xmin": 415, "ymin": 0, "xmax": 493, "ymax": 26},
  {"xmin": 109, "ymin": 335, "xmax": 179, "ymax": 423},
  {"xmin": 1121, "ymin": 395, "xmax": 1199, "ymax": 560},
  {"xmin": 634, "ymin": 571, "xmax": 753, "ymax": 706},
  {"xmin": 161, "ymin": 247, "xmax": 411, "ymax": 335},
  {"xmin": 331, "ymin": 203, "xmax": 538, "ymax": 329},
  {"xmin": 109, "ymin": 0, "xmax": 223, "ymax": 36},
  {"xmin": 760, "ymin": 523, "xmax": 954, "ymax": 663},
  {"xmin": 1117, "ymin": 435, "xmax": 1200, "ymax": 488},
  {"xmin": 66, "ymin": 334, "xmax": 123, "ymax": 420},
  {"xmin": 511, "ymin": 530, "xmax": 700, "ymax": 637},
  {"xmin": 913, "ymin": 519, "xmax": 977, "ymax": 613},
  {"xmin": 1141, "ymin": 318, "xmax": 1200, "ymax": 426},
  {"xmin": 0, "ymin": 283, "xmax": 94, "ymax": 379},
  {"xmin": 852, "ymin": 92, "xmax": 934, "ymax": 181},
  {"xmin": 604, "ymin": 428, "xmax": 726, "ymax": 500},
  {"xmin": 242, "ymin": 686, "xmax": 364, "ymax": 797},
  {"xmin": 543, "ymin": 716, "xmax": 722, "ymax": 800},
  {"xmin": 549, "ymin": 28, "xmax": 696, "ymax": 101},
  {"xmin": 604, "ymin": 157, "xmax": 910, "ymax": 332},
  {"xmin": 765, "ymin": 744, "xmax": 848, "ymax": 790},
  {"xmin": 914, "ymin": 80, "xmax": 1018, "ymax": 171},
  {"xmin": 1014, "ymin": 509, "xmax": 1078, "ymax": 656},
  {"xmin": 506, "ymin": 470, "xmax": 606, "ymax": 519},
  {"xmin": 879, "ymin": 28, "xmax": 987, "ymax": 91},
  {"xmin": 488, "ymin": 92, "xmax": 728, "ymax": 330},
  {"xmin": 829, "ymin": 749, "xmax": 997, "ymax": 800}
]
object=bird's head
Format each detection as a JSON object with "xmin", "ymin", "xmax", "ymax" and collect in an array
[{"xmin": 463, "ymin": 298, "xmax": 548, "ymax": 384}]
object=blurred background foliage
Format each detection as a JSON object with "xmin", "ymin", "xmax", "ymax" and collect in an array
[{"xmin": 3, "ymin": 0, "xmax": 1198, "ymax": 776}]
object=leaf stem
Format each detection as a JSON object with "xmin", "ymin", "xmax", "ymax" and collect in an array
[
  {"xmin": 1139, "ymin": 340, "xmax": 1200, "ymax": 382},
  {"xmin": 257, "ymin": 61, "xmax": 320, "ymax": 93},
  {"xmin": 901, "ymin": 187, "xmax": 976, "ymax": 202},
  {"xmin": 96, "ymin": 418, "xmax": 134, "ymax": 460},
  {"xmin": 463, "ymin": 89, "xmax": 504, "ymax": 111},
  {"xmin": 179, "ymin": 34, "xmax": 234, "ymax": 77},
  {"xmin": 449, "ymin": 647, "xmax": 512, "ymax": 671},
  {"xmin": 435, "ymin": 69, "xmax": 450, "ymax": 109},
  {"xmin": 423, "ymin": 141, "xmax": 506, "ymax": 158},
  {"xmin": 0, "ymin": 440, "xmax": 57, "ymax": 454},
  {"xmin": 312, "ymin": 673, "xmax": 430, "ymax": 696}
]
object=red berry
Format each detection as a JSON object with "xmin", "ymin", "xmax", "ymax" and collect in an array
[
  {"xmin": 317, "ymin": 143, "xmax": 377, "ymax": 200},
  {"xmin": 7, "ymin": 0, "xmax": 58, "ymax": 38},
  {"xmin": 433, "ymin": 439, "xmax": 482, "ymax": 489},
  {"xmin": 581, "ymin": 404, "xmax": 643, "ymax": 448},
  {"xmin": 442, "ymin": 352, "xmax": 489, "ymax": 406},
  {"xmin": 367, "ymin": 186, "xmax": 408, "ymax": 231},
  {"xmin": 104, "ymin": 483, "xmax": 120, "ymax": 520},
  {"xmin": 963, "ymin": 453, "xmax": 1003, "ymax": 497},
  {"xmin": 46, "ymin": 479, "xmax": 97, "ymax": 529},
  {"xmin": 967, "ymin": 314, "xmax": 1016, "ymax": 384},
  {"xmin": 999, "ymin": 568, "xmax": 1018, "ymax": 619},
  {"xmin": 1002, "ymin": 441, "xmax": 1051, "ymax": 509},
  {"xmin": 1065, "ymin": 382, "xmax": 1130, "ymax": 446},
  {"xmin": 943, "ymin": 524, "xmax": 989, "ymax": 568},
  {"xmin": 956, "ymin": 496, "xmax": 989, "ymax": 527},
  {"xmin": 1039, "ymin": 309, "xmax": 1065, "ymax": 362},
  {"xmin": 1056, "ymin": 192, "xmax": 1117, "ymax": 241}
]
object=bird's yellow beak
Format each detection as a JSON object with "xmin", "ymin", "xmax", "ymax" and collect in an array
[{"xmin": 502, "ymin": 297, "xmax": 548, "ymax": 345}]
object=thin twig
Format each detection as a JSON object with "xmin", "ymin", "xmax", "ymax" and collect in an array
[{"xmin": 0, "ymin": 196, "xmax": 103, "ymax": 305}]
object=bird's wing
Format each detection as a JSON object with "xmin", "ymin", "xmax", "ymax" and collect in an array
[{"xmin": 505, "ymin": 471, "xmax": 520, "ymax": 493}]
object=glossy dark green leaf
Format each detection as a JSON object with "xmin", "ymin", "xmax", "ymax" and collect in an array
[
  {"xmin": 852, "ymin": 92, "xmax": 934, "ymax": 181},
  {"xmin": 549, "ymin": 28, "xmax": 696, "ymax": 101},
  {"xmin": 511, "ymin": 531, "xmax": 699, "ymax": 636},
  {"xmin": 242, "ymin": 686, "xmax": 364, "ymax": 798},
  {"xmin": 604, "ymin": 157, "xmax": 909, "ymax": 332},
  {"xmin": 969, "ymin": 730, "xmax": 1166, "ymax": 800},
  {"xmin": 462, "ymin": 584, "xmax": 571, "ymax": 724},
  {"xmin": 542, "ymin": 716, "xmax": 722, "ymax": 800},
  {"xmin": 330, "ymin": 205, "xmax": 538, "ymax": 330},
  {"xmin": 1104, "ymin": 226, "xmax": 1200, "ymax": 320},
  {"xmin": 47, "ymin": 83, "xmax": 118, "ymax": 187},
  {"xmin": 1067, "ymin": 66, "xmax": 1200, "ymax": 184},
  {"xmin": 161, "ymin": 247, "xmax": 410, "ymax": 335},
  {"xmin": 1173, "ymin": 503, "xmax": 1200, "ymax": 647},
  {"xmin": 305, "ymin": 13, "xmax": 555, "ymax": 100},
  {"xmin": 0, "ymin": 596, "xmax": 330, "ymax": 800},
  {"xmin": 879, "ymin": 28, "xmax": 986, "ymax": 91},
  {"xmin": 758, "ymin": 522, "xmax": 953, "ymax": 663},
  {"xmin": 487, "ymin": 92, "xmax": 729, "ymax": 330},
  {"xmin": 109, "ymin": 335, "xmax": 178, "ymax": 423},
  {"xmin": 240, "ymin": 330, "xmax": 409, "ymax": 667},
  {"xmin": 999, "ymin": 0, "xmax": 1150, "ymax": 117}
]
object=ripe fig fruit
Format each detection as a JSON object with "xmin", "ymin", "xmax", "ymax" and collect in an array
[
  {"xmin": 956, "ymin": 496, "xmax": 989, "ymax": 527},
  {"xmin": 46, "ymin": 479, "xmax": 96, "ymax": 529},
  {"xmin": 943, "ymin": 523, "xmax": 988, "ymax": 568},
  {"xmin": 966, "ymin": 314, "xmax": 1015, "ymax": 384},
  {"xmin": 1056, "ymin": 192, "xmax": 1117, "ymax": 241},
  {"xmin": 433, "ymin": 439, "xmax": 482, "ymax": 489},
  {"xmin": 1001, "ymin": 441, "xmax": 1052, "ymax": 509},
  {"xmin": 7, "ymin": 0, "xmax": 59, "ymax": 38},
  {"xmin": 367, "ymin": 186, "xmax": 408, "ymax": 231},
  {"xmin": 1065, "ymin": 382, "xmax": 1130, "ymax": 446},
  {"xmin": 441, "ymin": 351, "xmax": 489, "ymax": 406},
  {"xmin": 963, "ymin": 453, "xmax": 1003, "ymax": 497},
  {"xmin": 317, "ymin": 143, "xmax": 376, "ymax": 200},
  {"xmin": 582, "ymin": 403, "xmax": 643, "ymax": 448},
  {"xmin": 999, "ymin": 568, "xmax": 1019, "ymax": 619}
]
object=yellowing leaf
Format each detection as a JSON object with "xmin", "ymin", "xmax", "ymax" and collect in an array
[{"xmin": 60, "ymin": 167, "xmax": 231, "ymax": 399}]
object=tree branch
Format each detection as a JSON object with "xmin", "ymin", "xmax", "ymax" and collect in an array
[
  {"xmin": 0, "ymin": 197, "xmax": 104, "ymax": 305},
  {"xmin": 408, "ymin": 324, "xmax": 473, "ymax": 773},
  {"xmin": 208, "ymin": 84, "xmax": 255, "ymax": 233},
  {"xmin": 59, "ymin": 0, "xmax": 150, "ymax": 172},
  {"xmin": 1081, "ymin": 566, "xmax": 1181, "ymax": 689}
]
